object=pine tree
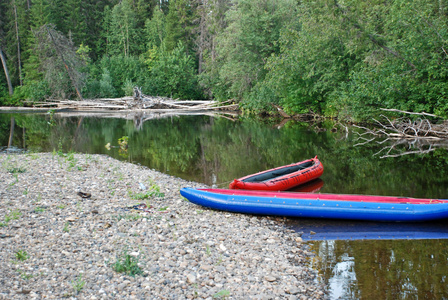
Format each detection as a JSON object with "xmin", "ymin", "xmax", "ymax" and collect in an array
[
  {"xmin": 164, "ymin": 0, "xmax": 197, "ymax": 54},
  {"xmin": 107, "ymin": 0, "xmax": 142, "ymax": 56},
  {"xmin": 22, "ymin": 0, "xmax": 50, "ymax": 84},
  {"xmin": 145, "ymin": 6, "xmax": 166, "ymax": 49}
]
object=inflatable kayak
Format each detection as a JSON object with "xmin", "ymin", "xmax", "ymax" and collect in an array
[
  {"xmin": 229, "ymin": 156, "xmax": 323, "ymax": 191},
  {"xmin": 180, "ymin": 188, "xmax": 448, "ymax": 222}
]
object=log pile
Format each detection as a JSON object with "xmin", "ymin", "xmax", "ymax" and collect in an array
[
  {"xmin": 352, "ymin": 110, "xmax": 448, "ymax": 158},
  {"xmin": 354, "ymin": 114, "xmax": 448, "ymax": 140},
  {"xmin": 31, "ymin": 87, "xmax": 238, "ymax": 112}
]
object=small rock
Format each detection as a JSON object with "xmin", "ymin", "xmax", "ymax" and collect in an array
[
  {"xmin": 264, "ymin": 275, "xmax": 277, "ymax": 282},
  {"xmin": 186, "ymin": 274, "xmax": 196, "ymax": 284}
]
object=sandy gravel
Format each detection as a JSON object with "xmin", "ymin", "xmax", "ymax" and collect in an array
[{"xmin": 0, "ymin": 152, "xmax": 326, "ymax": 299}]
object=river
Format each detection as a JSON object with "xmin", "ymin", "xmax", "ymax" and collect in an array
[{"xmin": 1, "ymin": 111, "xmax": 448, "ymax": 299}]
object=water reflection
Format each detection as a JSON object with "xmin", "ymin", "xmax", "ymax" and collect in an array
[
  {"xmin": 307, "ymin": 238, "xmax": 448, "ymax": 299},
  {"xmin": 288, "ymin": 219, "xmax": 448, "ymax": 241}
]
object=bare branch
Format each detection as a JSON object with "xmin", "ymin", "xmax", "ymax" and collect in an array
[{"xmin": 379, "ymin": 108, "xmax": 438, "ymax": 118}]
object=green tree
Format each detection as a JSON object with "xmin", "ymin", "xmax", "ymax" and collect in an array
[
  {"xmin": 145, "ymin": 6, "xmax": 166, "ymax": 48},
  {"xmin": 164, "ymin": 0, "xmax": 197, "ymax": 53},
  {"xmin": 106, "ymin": 0, "xmax": 142, "ymax": 56},
  {"xmin": 205, "ymin": 0, "xmax": 298, "ymax": 102},
  {"xmin": 144, "ymin": 42, "xmax": 203, "ymax": 99}
]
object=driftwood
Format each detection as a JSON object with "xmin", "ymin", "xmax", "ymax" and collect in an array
[
  {"xmin": 353, "ymin": 110, "xmax": 448, "ymax": 157},
  {"xmin": 29, "ymin": 87, "xmax": 238, "ymax": 112},
  {"xmin": 353, "ymin": 114, "xmax": 448, "ymax": 140}
]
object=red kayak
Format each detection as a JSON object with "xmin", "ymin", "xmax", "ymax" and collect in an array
[{"xmin": 229, "ymin": 156, "xmax": 323, "ymax": 191}]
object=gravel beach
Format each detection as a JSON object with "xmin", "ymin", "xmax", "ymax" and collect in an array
[{"xmin": 0, "ymin": 152, "xmax": 327, "ymax": 299}]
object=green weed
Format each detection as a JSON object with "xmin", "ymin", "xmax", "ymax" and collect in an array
[
  {"xmin": 71, "ymin": 273, "xmax": 85, "ymax": 295},
  {"xmin": 15, "ymin": 250, "xmax": 29, "ymax": 261},
  {"xmin": 7, "ymin": 167, "xmax": 26, "ymax": 174},
  {"xmin": 114, "ymin": 214, "xmax": 143, "ymax": 222},
  {"xmin": 213, "ymin": 290, "xmax": 230, "ymax": 299},
  {"xmin": 1, "ymin": 209, "xmax": 21, "ymax": 227},
  {"xmin": 111, "ymin": 249, "xmax": 143, "ymax": 277},
  {"xmin": 34, "ymin": 207, "xmax": 45, "ymax": 213},
  {"xmin": 63, "ymin": 222, "xmax": 70, "ymax": 233},
  {"xmin": 17, "ymin": 269, "xmax": 34, "ymax": 280}
]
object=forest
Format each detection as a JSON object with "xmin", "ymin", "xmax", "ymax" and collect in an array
[{"xmin": 1, "ymin": 0, "xmax": 448, "ymax": 121}]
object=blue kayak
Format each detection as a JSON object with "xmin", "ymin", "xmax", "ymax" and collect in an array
[{"xmin": 180, "ymin": 188, "xmax": 448, "ymax": 222}]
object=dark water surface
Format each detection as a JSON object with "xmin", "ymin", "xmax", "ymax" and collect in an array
[{"xmin": 2, "ymin": 112, "xmax": 448, "ymax": 299}]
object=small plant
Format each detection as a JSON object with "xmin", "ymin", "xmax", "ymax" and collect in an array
[
  {"xmin": 9, "ymin": 173, "xmax": 19, "ymax": 186},
  {"xmin": 7, "ymin": 167, "xmax": 26, "ymax": 174},
  {"xmin": 10, "ymin": 209, "xmax": 21, "ymax": 220},
  {"xmin": 34, "ymin": 207, "xmax": 45, "ymax": 213},
  {"xmin": 63, "ymin": 222, "xmax": 70, "ymax": 233},
  {"xmin": 128, "ymin": 181, "xmax": 165, "ymax": 200},
  {"xmin": 34, "ymin": 193, "xmax": 42, "ymax": 204},
  {"xmin": 111, "ymin": 249, "xmax": 143, "ymax": 277},
  {"xmin": 1, "ymin": 209, "xmax": 22, "ymax": 226},
  {"xmin": 118, "ymin": 136, "xmax": 129, "ymax": 158},
  {"xmin": 23, "ymin": 188, "xmax": 29, "ymax": 195},
  {"xmin": 47, "ymin": 109, "xmax": 56, "ymax": 126},
  {"xmin": 57, "ymin": 204, "xmax": 66, "ymax": 209},
  {"xmin": 114, "ymin": 214, "xmax": 143, "ymax": 222},
  {"xmin": 213, "ymin": 290, "xmax": 230, "ymax": 299},
  {"xmin": 17, "ymin": 269, "xmax": 34, "ymax": 280},
  {"xmin": 15, "ymin": 250, "xmax": 29, "ymax": 261},
  {"xmin": 205, "ymin": 244, "xmax": 211, "ymax": 256},
  {"xmin": 118, "ymin": 136, "xmax": 129, "ymax": 150},
  {"xmin": 65, "ymin": 152, "xmax": 79, "ymax": 171},
  {"xmin": 71, "ymin": 273, "xmax": 85, "ymax": 295}
]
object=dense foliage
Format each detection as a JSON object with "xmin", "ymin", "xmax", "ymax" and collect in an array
[{"xmin": 1, "ymin": 0, "xmax": 448, "ymax": 120}]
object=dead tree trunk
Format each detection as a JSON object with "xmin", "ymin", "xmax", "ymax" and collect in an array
[
  {"xmin": 45, "ymin": 25, "xmax": 84, "ymax": 100},
  {"xmin": 0, "ymin": 46, "xmax": 14, "ymax": 95},
  {"xmin": 13, "ymin": 0, "xmax": 23, "ymax": 86}
]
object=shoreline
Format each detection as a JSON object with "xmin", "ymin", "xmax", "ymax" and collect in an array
[{"xmin": 0, "ymin": 152, "xmax": 327, "ymax": 299}]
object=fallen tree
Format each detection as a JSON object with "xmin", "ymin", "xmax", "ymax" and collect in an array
[
  {"xmin": 354, "ymin": 111, "xmax": 448, "ymax": 140},
  {"xmin": 352, "ymin": 110, "xmax": 448, "ymax": 158}
]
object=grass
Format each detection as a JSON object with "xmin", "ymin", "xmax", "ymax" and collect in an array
[
  {"xmin": 34, "ymin": 207, "xmax": 46, "ymax": 213},
  {"xmin": 114, "ymin": 213, "xmax": 144, "ymax": 222},
  {"xmin": 128, "ymin": 178, "xmax": 165, "ymax": 200},
  {"xmin": 63, "ymin": 222, "xmax": 70, "ymax": 233},
  {"xmin": 0, "ymin": 209, "xmax": 21, "ymax": 227},
  {"xmin": 213, "ymin": 290, "xmax": 230, "ymax": 299},
  {"xmin": 111, "ymin": 249, "xmax": 143, "ymax": 277},
  {"xmin": 17, "ymin": 269, "xmax": 34, "ymax": 280},
  {"xmin": 15, "ymin": 249, "xmax": 29, "ymax": 261},
  {"xmin": 7, "ymin": 167, "xmax": 26, "ymax": 174},
  {"xmin": 71, "ymin": 273, "xmax": 85, "ymax": 295}
]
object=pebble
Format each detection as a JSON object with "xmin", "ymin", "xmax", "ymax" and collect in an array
[{"xmin": 0, "ymin": 153, "xmax": 327, "ymax": 299}]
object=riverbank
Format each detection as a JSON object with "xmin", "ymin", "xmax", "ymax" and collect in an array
[{"xmin": 0, "ymin": 153, "xmax": 327, "ymax": 299}]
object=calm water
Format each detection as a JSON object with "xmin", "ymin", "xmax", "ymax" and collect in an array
[{"xmin": 2, "ymin": 112, "xmax": 448, "ymax": 299}]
